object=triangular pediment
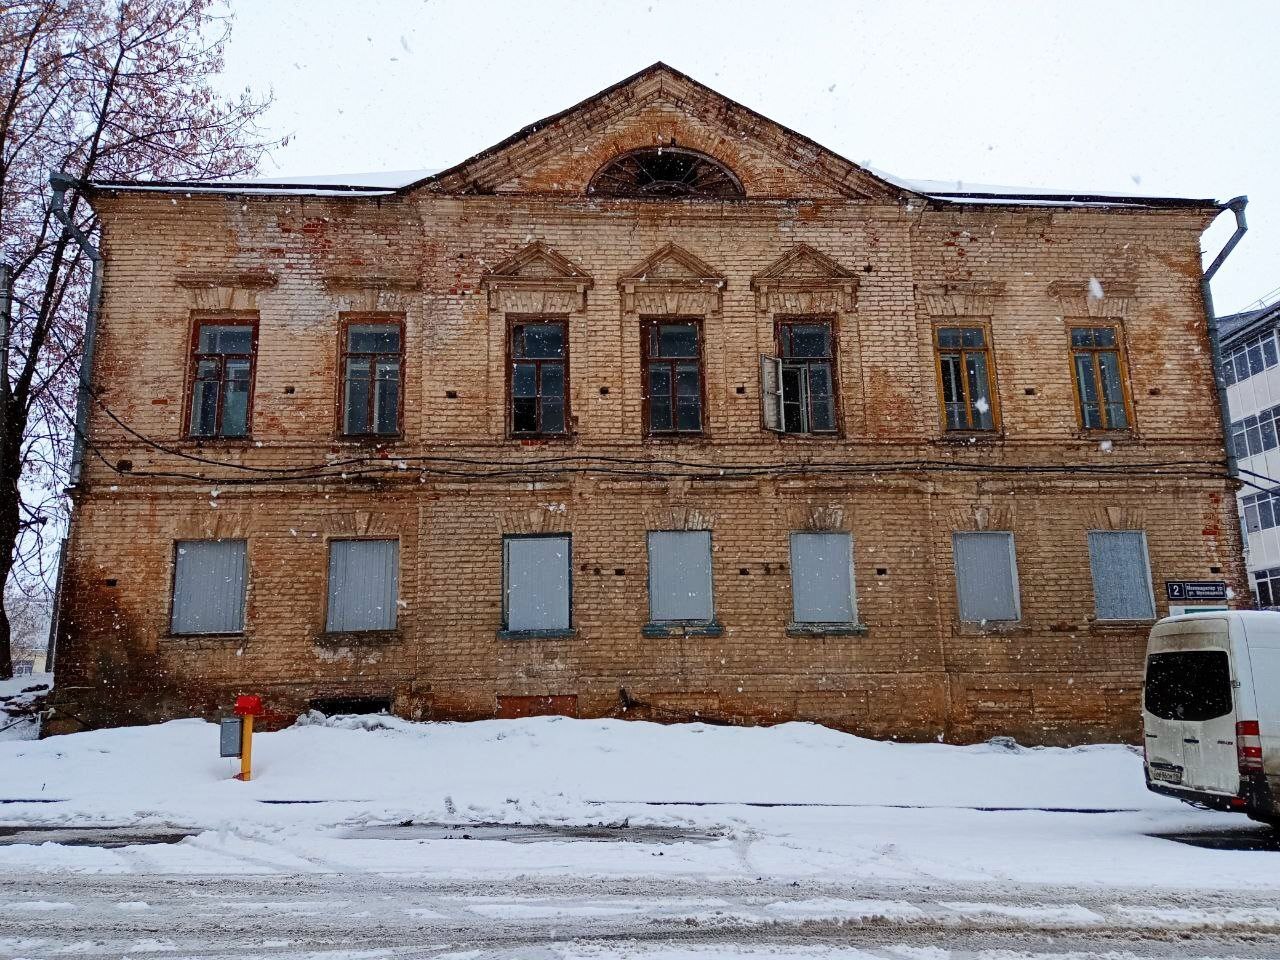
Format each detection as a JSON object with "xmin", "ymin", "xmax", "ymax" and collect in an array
[
  {"xmin": 411, "ymin": 64, "xmax": 914, "ymax": 203},
  {"xmin": 751, "ymin": 244, "xmax": 859, "ymax": 313},
  {"xmin": 485, "ymin": 240, "xmax": 591, "ymax": 282},
  {"xmin": 620, "ymin": 243, "xmax": 724, "ymax": 286},
  {"xmin": 752, "ymin": 244, "xmax": 857, "ymax": 285}
]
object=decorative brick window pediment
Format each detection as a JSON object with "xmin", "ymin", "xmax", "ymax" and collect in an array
[
  {"xmin": 1047, "ymin": 279, "xmax": 1135, "ymax": 318},
  {"xmin": 751, "ymin": 244, "xmax": 858, "ymax": 314},
  {"xmin": 175, "ymin": 270, "xmax": 276, "ymax": 311},
  {"xmin": 481, "ymin": 241, "xmax": 593, "ymax": 313},
  {"xmin": 618, "ymin": 243, "xmax": 725, "ymax": 315},
  {"xmin": 918, "ymin": 280, "xmax": 1005, "ymax": 317}
]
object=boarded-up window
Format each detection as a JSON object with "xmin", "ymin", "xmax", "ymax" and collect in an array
[
  {"xmin": 171, "ymin": 539, "xmax": 247, "ymax": 634},
  {"xmin": 326, "ymin": 539, "xmax": 398, "ymax": 632},
  {"xmin": 648, "ymin": 530, "xmax": 714, "ymax": 622},
  {"xmin": 790, "ymin": 532, "xmax": 856, "ymax": 623},
  {"xmin": 1088, "ymin": 530, "xmax": 1155, "ymax": 620},
  {"xmin": 504, "ymin": 535, "xmax": 571, "ymax": 631},
  {"xmin": 953, "ymin": 531, "xmax": 1020, "ymax": 622}
]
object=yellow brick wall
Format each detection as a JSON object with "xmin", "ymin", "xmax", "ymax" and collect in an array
[{"xmin": 51, "ymin": 149, "xmax": 1242, "ymax": 744}]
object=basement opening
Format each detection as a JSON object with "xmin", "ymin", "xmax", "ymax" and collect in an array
[{"xmin": 308, "ymin": 696, "xmax": 392, "ymax": 716}]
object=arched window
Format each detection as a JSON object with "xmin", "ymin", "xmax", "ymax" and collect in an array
[{"xmin": 587, "ymin": 147, "xmax": 744, "ymax": 199}]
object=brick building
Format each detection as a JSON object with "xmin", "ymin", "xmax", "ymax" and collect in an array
[{"xmin": 50, "ymin": 63, "xmax": 1245, "ymax": 742}]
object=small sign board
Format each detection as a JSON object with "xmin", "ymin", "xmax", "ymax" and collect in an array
[
  {"xmin": 1165, "ymin": 580, "xmax": 1228, "ymax": 602},
  {"xmin": 219, "ymin": 717, "xmax": 244, "ymax": 758},
  {"xmin": 1169, "ymin": 604, "xmax": 1229, "ymax": 617}
]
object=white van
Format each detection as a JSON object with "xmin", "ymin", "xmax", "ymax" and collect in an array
[{"xmin": 1143, "ymin": 611, "xmax": 1280, "ymax": 826}]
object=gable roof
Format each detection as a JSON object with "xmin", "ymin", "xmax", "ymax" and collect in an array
[
  {"xmin": 405, "ymin": 62, "xmax": 906, "ymax": 200},
  {"xmin": 89, "ymin": 62, "xmax": 1222, "ymax": 210}
]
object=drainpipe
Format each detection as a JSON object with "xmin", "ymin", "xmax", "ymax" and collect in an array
[
  {"xmin": 48, "ymin": 171, "xmax": 103, "ymax": 488},
  {"xmin": 46, "ymin": 171, "xmax": 102, "ymax": 686},
  {"xmin": 1202, "ymin": 196, "xmax": 1249, "ymax": 478}
]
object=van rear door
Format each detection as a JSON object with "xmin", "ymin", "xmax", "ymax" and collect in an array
[{"xmin": 1144, "ymin": 647, "xmax": 1239, "ymax": 795}]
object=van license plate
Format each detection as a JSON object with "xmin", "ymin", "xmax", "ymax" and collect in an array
[{"xmin": 1151, "ymin": 766, "xmax": 1183, "ymax": 784}]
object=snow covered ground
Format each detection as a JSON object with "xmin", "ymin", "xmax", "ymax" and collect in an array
[{"xmin": 2, "ymin": 715, "xmax": 1278, "ymax": 957}]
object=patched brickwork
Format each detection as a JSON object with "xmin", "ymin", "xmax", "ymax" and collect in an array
[{"xmin": 50, "ymin": 65, "xmax": 1244, "ymax": 744}]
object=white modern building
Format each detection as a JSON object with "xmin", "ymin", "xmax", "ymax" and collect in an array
[{"xmin": 1222, "ymin": 300, "xmax": 1280, "ymax": 605}]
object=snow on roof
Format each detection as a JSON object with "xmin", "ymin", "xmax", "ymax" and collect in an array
[
  {"xmin": 241, "ymin": 169, "xmax": 439, "ymax": 188},
  {"xmin": 89, "ymin": 165, "xmax": 1216, "ymax": 208}
]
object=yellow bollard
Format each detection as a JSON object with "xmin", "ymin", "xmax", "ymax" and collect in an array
[
  {"xmin": 238, "ymin": 714, "xmax": 254, "ymax": 781},
  {"xmin": 232, "ymin": 694, "xmax": 263, "ymax": 782}
]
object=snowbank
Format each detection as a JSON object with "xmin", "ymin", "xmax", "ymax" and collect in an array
[{"xmin": 0, "ymin": 714, "xmax": 1173, "ymax": 829}]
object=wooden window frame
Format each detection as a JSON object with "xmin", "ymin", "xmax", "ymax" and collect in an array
[
  {"xmin": 932, "ymin": 321, "xmax": 1001, "ymax": 434},
  {"xmin": 506, "ymin": 315, "xmax": 571, "ymax": 439},
  {"xmin": 1068, "ymin": 322, "xmax": 1134, "ymax": 433},
  {"xmin": 773, "ymin": 314, "xmax": 842, "ymax": 437},
  {"xmin": 184, "ymin": 313, "xmax": 259, "ymax": 441},
  {"xmin": 640, "ymin": 315, "xmax": 707, "ymax": 438},
  {"xmin": 337, "ymin": 313, "xmax": 405, "ymax": 441}
]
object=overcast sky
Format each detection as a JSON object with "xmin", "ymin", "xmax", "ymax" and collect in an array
[{"xmin": 220, "ymin": 0, "xmax": 1278, "ymax": 315}]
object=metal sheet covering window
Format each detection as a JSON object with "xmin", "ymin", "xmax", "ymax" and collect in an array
[
  {"xmin": 1087, "ymin": 531, "xmax": 1155, "ymax": 620},
  {"xmin": 647, "ymin": 530, "xmax": 714, "ymax": 622},
  {"xmin": 952, "ymin": 531, "xmax": 1020, "ymax": 622},
  {"xmin": 790, "ymin": 532, "xmax": 855, "ymax": 623},
  {"xmin": 504, "ymin": 535, "xmax": 571, "ymax": 631},
  {"xmin": 326, "ymin": 539, "xmax": 398, "ymax": 632},
  {"xmin": 171, "ymin": 539, "xmax": 247, "ymax": 634}
]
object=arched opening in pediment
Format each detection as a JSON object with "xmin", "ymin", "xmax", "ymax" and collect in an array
[{"xmin": 587, "ymin": 147, "xmax": 744, "ymax": 199}]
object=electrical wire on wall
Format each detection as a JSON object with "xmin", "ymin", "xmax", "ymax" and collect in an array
[{"xmin": 53, "ymin": 392, "xmax": 1271, "ymax": 493}]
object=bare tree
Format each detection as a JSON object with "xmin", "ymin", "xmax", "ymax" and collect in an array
[{"xmin": 0, "ymin": 0, "xmax": 280, "ymax": 679}]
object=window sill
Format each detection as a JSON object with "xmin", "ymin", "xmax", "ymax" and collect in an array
[
  {"xmin": 497, "ymin": 628, "xmax": 577, "ymax": 640},
  {"xmin": 786, "ymin": 622, "xmax": 868, "ymax": 637},
  {"xmin": 510, "ymin": 434, "xmax": 574, "ymax": 443},
  {"xmin": 335, "ymin": 435, "xmax": 403, "ymax": 445},
  {"xmin": 162, "ymin": 632, "xmax": 247, "ymax": 643},
  {"xmin": 953, "ymin": 620, "xmax": 1029, "ymax": 636},
  {"xmin": 644, "ymin": 433, "xmax": 709, "ymax": 442},
  {"xmin": 642, "ymin": 620, "xmax": 724, "ymax": 638},
  {"xmin": 314, "ymin": 629, "xmax": 402, "ymax": 646},
  {"xmin": 1075, "ymin": 430, "xmax": 1135, "ymax": 441},
  {"xmin": 936, "ymin": 431, "xmax": 1004, "ymax": 443},
  {"xmin": 1088, "ymin": 618, "xmax": 1157, "ymax": 632}
]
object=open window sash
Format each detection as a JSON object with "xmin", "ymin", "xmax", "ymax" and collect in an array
[{"xmin": 760, "ymin": 355, "xmax": 785, "ymax": 433}]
